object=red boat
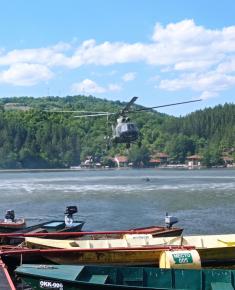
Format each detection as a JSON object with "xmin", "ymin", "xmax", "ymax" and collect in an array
[{"xmin": 0, "ymin": 210, "xmax": 26, "ymax": 233}]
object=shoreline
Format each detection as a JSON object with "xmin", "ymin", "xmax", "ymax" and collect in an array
[{"xmin": 0, "ymin": 166, "xmax": 234, "ymax": 174}]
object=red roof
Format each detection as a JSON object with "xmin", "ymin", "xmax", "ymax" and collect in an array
[
  {"xmin": 115, "ymin": 156, "xmax": 128, "ymax": 163},
  {"xmin": 187, "ymin": 155, "xmax": 202, "ymax": 160},
  {"xmin": 149, "ymin": 159, "xmax": 161, "ymax": 163}
]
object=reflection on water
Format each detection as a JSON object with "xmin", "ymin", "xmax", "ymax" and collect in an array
[{"xmin": 0, "ymin": 168, "xmax": 234, "ymax": 234}]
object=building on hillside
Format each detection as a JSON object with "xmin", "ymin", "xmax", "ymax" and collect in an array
[
  {"xmin": 187, "ymin": 155, "xmax": 202, "ymax": 167},
  {"xmin": 4, "ymin": 103, "xmax": 30, "ymax": 111},
  {"xmin": 81, "ymin": 156, "xmax": 93, "ymax": 168},
  {"xmin": 223, "ymin": 156, "xmax": 234, "ymax": 167},
  {"xmin": 152, "ymin": 153, "xmax": 169, "ymax": 165},
  {"xmin": 148, "ymin": 158, "xmax": 161, "ymax": 167},
  {"xmin": 114, "ymin": 156, "xmax": 128, "ymax": 167}
]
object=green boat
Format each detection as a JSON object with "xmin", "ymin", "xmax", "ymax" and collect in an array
[{"xmin": 16, "ymin": 264, "xmax": 235, "ymax": 290}]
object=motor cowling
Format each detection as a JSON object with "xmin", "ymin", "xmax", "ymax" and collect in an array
[
  {"xmin": 64, "ymin": 206, "xmax": 78, "ymax": 227},
  {"xmin": 64, "ymin": 206, "xmax": 77, "ymax": 215},
  {"xmin": 165, "ymin": 214, "xmax": 178, "ymax": 228},
  {"xmin": 5, "ymin": 210, "xmax": 15, "ymax": 222}
]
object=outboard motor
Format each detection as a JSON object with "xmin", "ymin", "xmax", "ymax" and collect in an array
[
  {"xmin": 64, "ymin": 206, "xmax": 78, "ymax": 227},
  {"xmin": 4, "ymin": 210, "xmax": 15, "ymax": 223},
  {"xmin": 165, "ymin": 213, "xmax": 178, "ymax": 228}
]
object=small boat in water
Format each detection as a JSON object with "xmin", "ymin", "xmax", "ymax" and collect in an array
[
  {"xmin": 0, "ymin": 210, "xmax": 26, "ymax": 233},
  {"xmin": 21, "ymin": 206, "xmax": 85, "ymax": 235},
  {"xmin": 24, "ymin": 233, "xmax": 235, "ymax": 266},
  {"xmin": 1, "ymin": 206, "xmax": 85, "ymax": 245},
  {"xmin": 15, "ymin": 264, "xmax": 235, "ymax": 290}
]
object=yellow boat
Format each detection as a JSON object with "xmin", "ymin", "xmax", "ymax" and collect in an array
[{"xmin": 25, "ymin": 233, "xmax": 235, "ymax": 266}]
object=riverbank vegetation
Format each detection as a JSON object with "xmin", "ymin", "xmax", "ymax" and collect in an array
[{"xmin": 0, "ymin": 96, "xmax": 234, "ymax": 169}]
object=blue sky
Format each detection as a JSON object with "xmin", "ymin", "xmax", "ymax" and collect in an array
[{"xmin": 0, "ymin": 0, "xmax": 235, "ymax": 115}]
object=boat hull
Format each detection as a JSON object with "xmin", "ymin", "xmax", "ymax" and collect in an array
[
  {"xmin": 44, "ymin": 249, "xmax": 161, "ymax": 266},
  {"xmin": 16, "ymin": 264, "xmax": 235, "ymax": 290},
  {"xmin": 0, "ymin": 219, "xmax": 26, "ymax": 233},
  {"xmin": 25, "ymin": 233, "xmax": 235, "ymax": 266},
  {"xmin": 198, "ymin": 247, "xmax": 235, "ymax": 265},
  {"xmin": 41, "ymin": 247, "xmax": 235, "ymax": 266},
  {"xmin": 1, "ymin": 220, "xmax": 85, "ymax": 245}
]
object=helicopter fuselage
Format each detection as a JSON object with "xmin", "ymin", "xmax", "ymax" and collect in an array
[{"xmin": 112, "ymin": 121, "xmax": 139, "ymax": 144}]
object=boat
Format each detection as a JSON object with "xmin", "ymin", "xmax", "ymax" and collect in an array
[
  {"xmin": 23, "ymin": 234, "xmax": 193, "ymax": 266},
  {"xmin": 0, "ymin": 210, "xmax": 26, "ymax": 233},
  {"xmin": 0, "ymin": 206, "xmax": 85, "ymax": 245},
  {"xmin": 15, "ymin": 264, "xmax": 235, "ymax": 290},
  {"xmin": 24, "ymin": 233, "xmax": 235, "ymax": 266},
  {"xmin": 0, "ymin": 213, "xmax": 182, "ymax": 245},
  {"xmin": 20, "ymin": 206, "xmax": 84, "ymax": 234},
  {"xmin": 0, "ymin": 257, "xmax": 16, "ymax": 290},
  {"xmin": 22, "ymin": 212, "xmax": 182, "ymax": 238},
  {"xmin": 0, "ymin": 244, "xmax": 194, "ymax": 267}
]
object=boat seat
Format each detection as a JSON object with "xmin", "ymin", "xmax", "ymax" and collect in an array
[
  {"xmin": 89, "ymin": 274, "xmax": 109, "ymax": 284},
  {"xmin": 108, "ymin": 239, "xmax": 128, "ymax": 248},
  {"xmin": 123, "ymin": 278, "xmax": 143, "ymax": 286},
  {"xmin": 90, "ymin": 240, "xmax": 109, "ymax": 249},
  {"xmin": 211, "ymin": 282, "xmax": 234, "ymax": 290}
]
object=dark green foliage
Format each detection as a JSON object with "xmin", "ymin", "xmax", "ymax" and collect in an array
[
  {"xmin": 166, "ymin": 134, "xmax": 196, "ymax": 163},
  {"xmin": 201, "ymin": 147, "xmax": 225, "ymax": 167},
  {"xmin": 128, "ymin": 146, "xmax": 150, "ymax": 167},
  {"xmin": 0, "ymin": 95, "xmax": 234, "ymax": 168}
]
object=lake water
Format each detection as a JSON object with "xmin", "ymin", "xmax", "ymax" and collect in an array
[{"xmin": 0, "ymin": 168, "xmax": 234, "ymax": 235}]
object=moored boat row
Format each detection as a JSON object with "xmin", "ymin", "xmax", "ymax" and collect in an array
[{"xmin": 0, "ymin": 206, "xmax": 234, "ymax": 289}]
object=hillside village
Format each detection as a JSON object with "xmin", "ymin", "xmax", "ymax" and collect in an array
[{"xmin": 0, "ymin": 96, "xmax": 234, "ymax": 170}]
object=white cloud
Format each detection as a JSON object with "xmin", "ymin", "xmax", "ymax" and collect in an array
[
  {"xmin": 122, "ymin": 72, "xmax": 136, "ymax": 82},
  {"xmin": 71, "ymin": 79, "xmax": 121, "ymax": 94},
  {"xmin": 0, "ymin": 20, "xmax": 235, "ymax": 96},
  {"xmin": 0, "ymin": 43, "xmax": 71, "ymax": 67},
  {"xmin": 66, "ymin": 40, "xmax": 147, "ymax": 68},
  {"xmin": 1, "ymin": 20, "xmax": 235, "ymax": 71},
  {"xmin": 0, "ymin": 63, "xmax": 53, "ymax": 86},
  {"xmin": 159, "ymin": 71, "xmax": 235, "ymax": 99}
]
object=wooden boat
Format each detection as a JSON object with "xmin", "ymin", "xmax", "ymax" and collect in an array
[
  {"xmin": 23, "ymin": 235, "xmax": 193, "ymax": 266},
  {"xmin": 0, "ymin": 210, "xmax": 26, "ymax": 233},
  {"xmin": 0, "ymin": 244, "xmax": 194, "ymax": 267},
  {"xmin": 0, "ymin": 257, "xmax": 16, "ymax": 290},
  {"xmin": 20, "ymin": 212, "xmax": 182, "ymax": 238},
  {"xmin": 24, "ymin": 233, "xmax": 235, "ymax": 266},
  {"xmin": 15, "ymin": 264, "xmax": 235, "ymax": 290}
]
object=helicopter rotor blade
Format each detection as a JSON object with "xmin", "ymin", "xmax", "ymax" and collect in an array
[
  {"xmin": 44, "ymin": 110, "xmax": 110, "ymax": 114},
  {"xmin": 131, "ymin": 99, "xmax": 201, "ymax": 112},
  {"xmin": 120, "ymin": 96, "xmax": 138, "ymax": 115},
  {"xmin": 74, "ymin": 112, "xmax": 115, "ymax": 118}
]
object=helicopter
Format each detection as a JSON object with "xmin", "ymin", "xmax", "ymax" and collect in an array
[{"xmin": 71, "ymin": 97, "xmax": 201, "ymax": 149}]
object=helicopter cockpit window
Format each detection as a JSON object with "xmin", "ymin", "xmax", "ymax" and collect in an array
[
  {"xmin": 120, "ymin": 123, "xmax": 128, "ymax": 132},
  {"xmin": 127, "ymin": 123, "xmax": 137, "ymax": 131}
]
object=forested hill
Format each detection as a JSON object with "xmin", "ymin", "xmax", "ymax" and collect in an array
[{"xmin": 0, "ymin": 95, "xmax": 234, "ymax": 168}]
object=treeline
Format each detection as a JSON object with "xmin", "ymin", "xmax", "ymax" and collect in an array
[{"xmin": 0, "ymin": 96, "xmax": 234, "ymax": 168}]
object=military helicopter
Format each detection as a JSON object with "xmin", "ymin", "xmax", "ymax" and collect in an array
[{"xmin": 71, "ymin": 97, "xmax": 201, "ymax": 149}]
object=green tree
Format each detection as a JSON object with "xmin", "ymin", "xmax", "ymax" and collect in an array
[{"xmin": 128, "ymin": 146, "xmax": 150, "ymax": 167}]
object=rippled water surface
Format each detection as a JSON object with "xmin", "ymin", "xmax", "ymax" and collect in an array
[{"xmin": 0, "ymin": 168, "xmax": 234, "ymax": 234}]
